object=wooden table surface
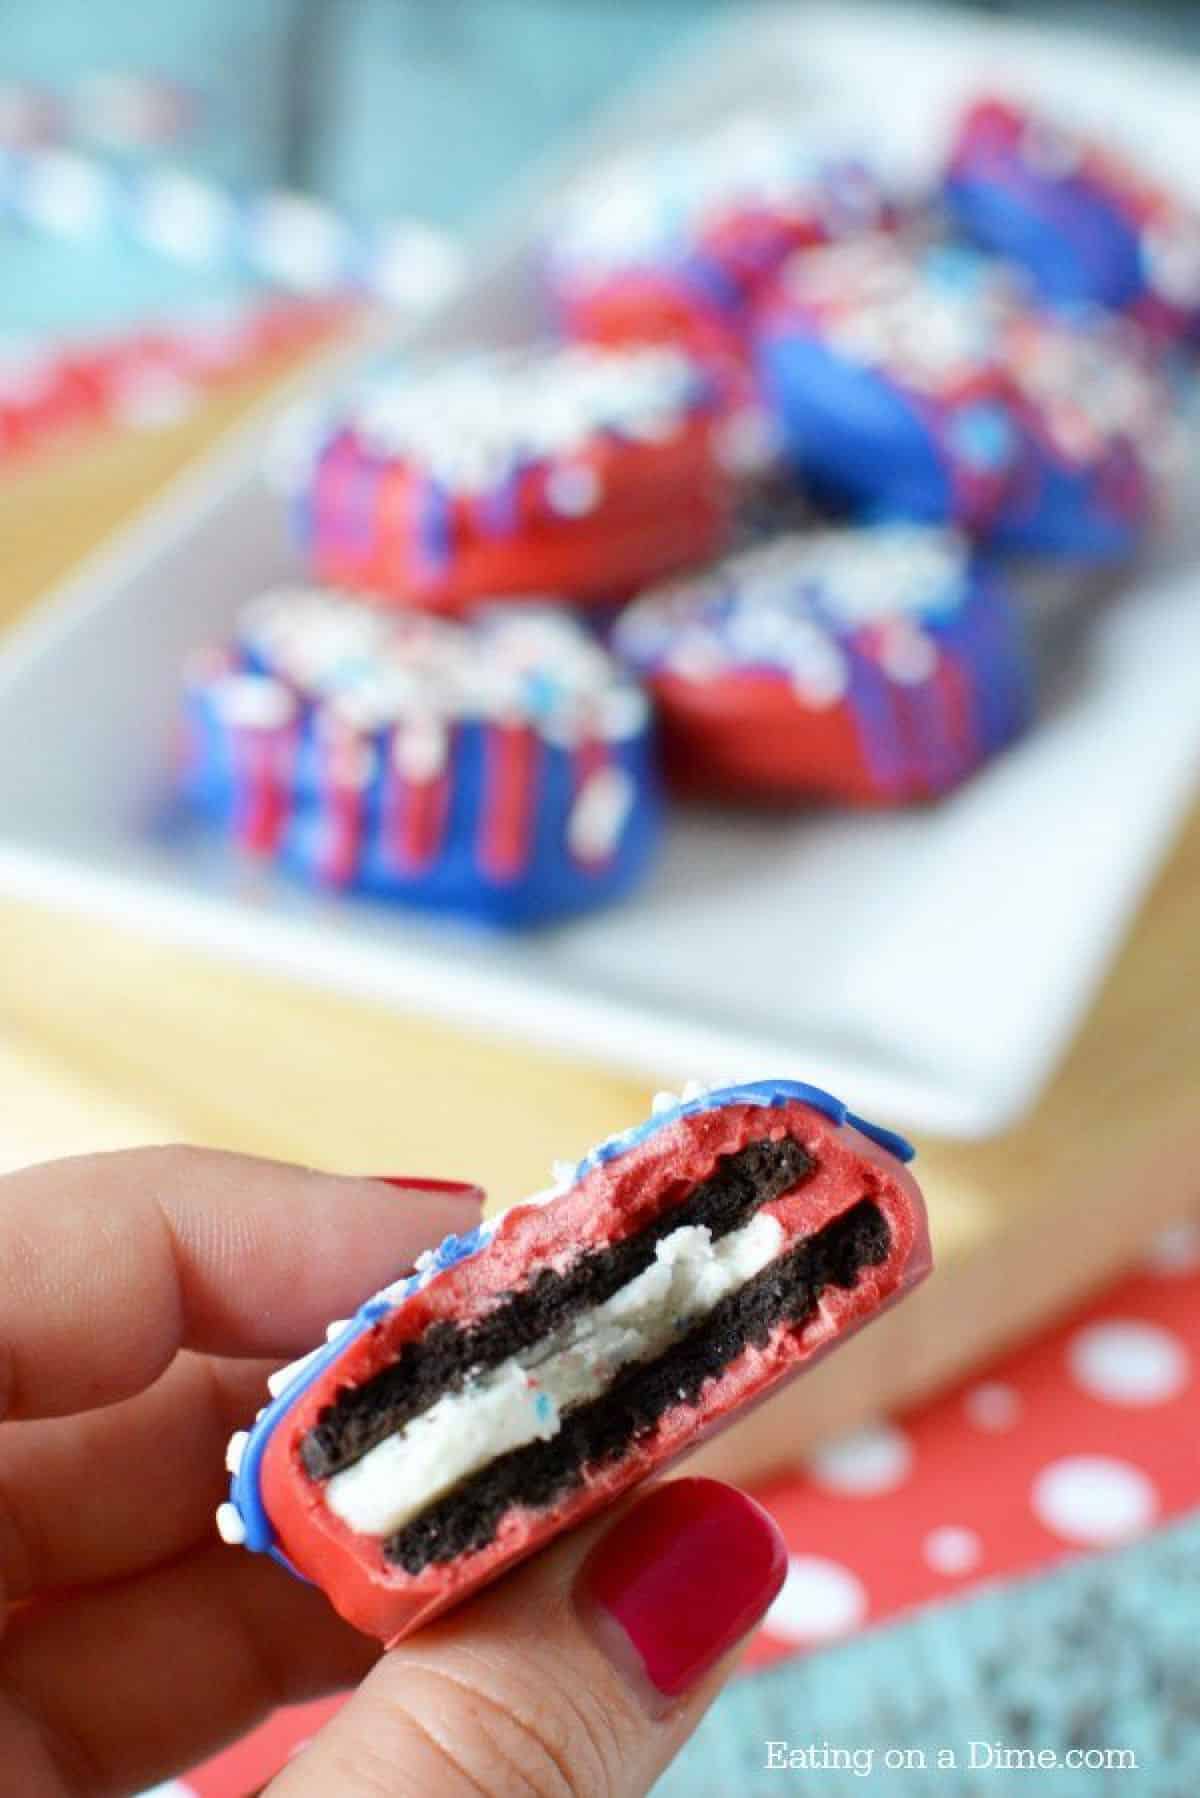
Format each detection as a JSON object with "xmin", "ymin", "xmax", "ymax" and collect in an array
[{"xmin": 2, "ymin": 356, "xmax": 1198, "ymax": 1482}]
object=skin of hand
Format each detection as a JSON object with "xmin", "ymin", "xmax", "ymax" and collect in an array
[{"xmin": 0, "ymin": 1146, "xmax": 787, "ymax": 1798}]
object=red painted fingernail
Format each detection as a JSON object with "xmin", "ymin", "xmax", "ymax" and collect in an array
[
  {"xmin": 373, "ymin": 1177, "xmax": 483, "ymax": 1201},
  {"xmin": 578, "ymin": 1479, "xmax": 786, "ymax": 1702}
]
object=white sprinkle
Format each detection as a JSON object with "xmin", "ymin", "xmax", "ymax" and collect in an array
[
  {"xmin": 376, "ymin": 1278, "xmax": 412, "ymax": 1304},
  {"xmin": 351, "ymin": 344, "xmax": 699, "ymax": 492},
  {"xmin": 325, "ymin": 1317, "xmax": 352, "ymax": 1341},
  {"xmin": 568, "ymin": 765, "xmax": 635, "ymax": 864},
  {"xmin": 879, "ymin": 624, "xmax": 938, "ymax": 686},
  {"xmin": 551, "ymin": 112, "xmax": 885, "ymax": 281},
  {"xmin": 545, "ymin": 462, "xmax": 602, "ymax": 517},
  {"xmin": 681, "ymin": 1079, "xmax": 709, "ymax": 1101},
  {"xmin": 395, "ymin": 715, "xmax": 448, "ymax": 783},
  {"xmin": 714, "ymin": 405, "xmax": 781, "ymax": 475},
  {"xmin": 552, "ymin": 1159, "xmax": 577, "ymax": 1186},
  {"xmin": 215, "ymin": 673, "xmax": 296, "ymax": 732},
  {"xmin": 652, "ymin": 1090, "xmax": 680, "ymax": 1114},
  {"xmin": 216, "ymin": 1502, "xmax": 247, "ymax": 1546},
  {"xmin": 231, "ymin": 587, "xmax": 646, "ymax": 751},
  {"xmin": 616, "ymin": 524, "xmax": 967, "ymax": 694},
  {"xmin": 1143, "ymin": 216, "xmax": 1200, "ymax": 308},
  {"xmin": 224, "ymin": 1431, "xmax": 249, "ymax": 1476},
  {"xmin": 267, "ymin": 1346, "xmax": 324, "ymax": 1399},
  {"xmin": 601, "ymin": 685, "xmax": 651, "ymax": 742}
]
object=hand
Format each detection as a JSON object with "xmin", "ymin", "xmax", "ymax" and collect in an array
[{"xmin": 0, "ymin": 1147, "xmax": 787, "ymax": 1797}]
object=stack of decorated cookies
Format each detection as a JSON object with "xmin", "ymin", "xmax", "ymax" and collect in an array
[{"xmin": 179, "ymin": 98, "xmax": 1192, "ymax": 926}]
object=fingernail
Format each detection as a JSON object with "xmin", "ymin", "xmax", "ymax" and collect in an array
[
  {"xmin": 578, "ymin": 1479, "xmax": 786, "ymax": 1702},
  {"xmin": 372, "ymin": 1177, "xmax": 484, "ymax": 1203}
]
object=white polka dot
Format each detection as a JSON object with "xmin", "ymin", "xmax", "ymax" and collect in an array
[
  {"xmin": 806, "ymin": 1423, "xmax": 913, "ymax": 1496},
  {"xmin": 766, "ymin": 1555, "xmax": 868, "ymax": 1643},
  {"xmin": 1032, "ymin": 1455, "xmax": 1158, "ymax": 1547},
  {"xmin": 879, "ymin": 625, "xmax": 938, "ymax": 685},
  {"xmin": 568, "ymin": 765, "xmax": 635, "ymax": 862},
  {"xmin": 963, "ymin": 1381, "xmax": 1022, "ymax": 1432},
  {"xmin": 923, "ymin": 1525, "xmax": 983, "ymax": 1577},
  {"xmin": 1068, "ymin": 1320, "xmax": 1189, "ymax": 1408},
  {"xmin": 1144, "ymin": 1218, "xmax": 1200, "ymax": 1276},
  {"xmin": 215, "ymin": 1502, "xmax": 247, "ymax": 1546}
]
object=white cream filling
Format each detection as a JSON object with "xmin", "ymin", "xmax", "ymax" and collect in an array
[{"xmin": 324, "ymin": 1211, "xmax": 784, "ymax": 1538}]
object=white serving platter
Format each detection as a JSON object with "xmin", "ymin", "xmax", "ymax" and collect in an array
[{"xmin": 1, "ymin": 2, "xmax": 1199, "ymax": 1140}]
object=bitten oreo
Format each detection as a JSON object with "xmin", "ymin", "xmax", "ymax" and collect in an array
[
  {"xmin": 217, "ymin": 1079, "xmax": 929, "ymax": 1643},
  {"xmin": 613, "ymin": 524, "xmax": 1033, "ymax": 806},
  {"xmin": 179, "ymin": 590, "xmax": 660, "ymax": 926},
  {"xmin": 944, "ymin": 97, "xmax": 1200, "ymax": 344},
  {"xmin": 753, "ymin": 235, "xmax": 1026, "ymax": 529},
  {"xmin": 274, "ymin": 344, "xmax": 738, "ymax": 612}
]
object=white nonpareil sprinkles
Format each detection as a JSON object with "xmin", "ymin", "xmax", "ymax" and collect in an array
[
  {"xmin": 347, "ymin": 344, "xmax": 707, "ymax": 492},
  {"xmin": 614, "ymin": 525, "xmax": 966, "ymax": 696},
  {"xmin": 235, "ymin": 588, "xmax": 649, "ymax": 747}
]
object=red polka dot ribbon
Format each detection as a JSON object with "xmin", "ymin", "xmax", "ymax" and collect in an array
[{"xmin": 166, "ymin": 1214, "xmax": 1200, "ymax": 1795}]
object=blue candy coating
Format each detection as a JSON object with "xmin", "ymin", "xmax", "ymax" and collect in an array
[
  {"xmin": 756, "ymin": 330, "xmax": 959, "ymax": 522},
  {"xmin": 944, "ymin": 170, "xmax": 1146, "ymax": 313},
  {"xmin": 183, "ymin": 688, "xmax": 663, "ymax": 930}
]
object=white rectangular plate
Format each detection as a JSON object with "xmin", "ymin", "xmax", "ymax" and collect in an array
[{"xmin": 2, "ymin": 3, "xmax": 1199, "ymax": 1140}]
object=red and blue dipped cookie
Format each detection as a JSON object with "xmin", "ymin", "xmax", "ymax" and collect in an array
[
  {"xmin": 993, "ymin": 305, "xmax": 1177, "ymax": 561},
  {"xmin": 612, "ymin": 524, "xmax": 1033, "ymax": 806},
  {"xmin": 753, "ymin": 235, "xmax": 1026, "ymax": 530},
  {"xmin": 545, "ymin": 114, "xmax": 894, "ymax": 372},
  {"xmin": 179, "ymin": 590, "xmax": 660, "ymax": 926},
  {"xmin": 216, "ymin": 1079, "xmax": 930, "ymax": 1643},
  {"xmin": 944, "ymin": 97, "xmax": 1200, "ymax": 345},
  {"xmin": 276, "ymin": 344, "xmax": 739, "ymax": 613}
]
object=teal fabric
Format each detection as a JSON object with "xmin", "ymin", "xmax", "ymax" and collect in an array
[
  {"xmin": 655, "ymin": 1508, "xmax": 1200, "ymax": 1796},
  {"xmin": 5, "ymin": 0, "xmax": 1198, "ymax": 334},
  {"xmin": 0, "ymin": 0, "xmax": 729, "ymax": 332}
]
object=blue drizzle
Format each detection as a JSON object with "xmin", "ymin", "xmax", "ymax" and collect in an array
[
  {"xmin": 574, "ymin": 1079, "xmax": 914, "ymax": 1180},
  {"xmin": 227, "ymin": 1080, "xmax": 912, "ymax": 1560},
  {"xmin": 416, "ymin": 476, "xmax": 453, "ymax": 570}
]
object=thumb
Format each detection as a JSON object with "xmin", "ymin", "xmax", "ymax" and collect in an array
[{"xmin": 267, "ymin": 1478, "xmax": 786, "ymax": 1798}]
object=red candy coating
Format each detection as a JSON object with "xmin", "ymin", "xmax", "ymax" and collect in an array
[
  {"xmin": 307, "ymin": 412, "xmax": 737, "ymax": 614},
  {"xmin": 645, "ymin": 661, "xmax": 977, "ymax": 808},
  {"xmin": 259, "ymin": 1099, "xmax": 929, "ymax": 1643}
]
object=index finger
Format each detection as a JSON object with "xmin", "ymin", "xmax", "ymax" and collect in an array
[{"xmin": 0, "ymin": 1146, "xmax": 484, "ymax": 1420}]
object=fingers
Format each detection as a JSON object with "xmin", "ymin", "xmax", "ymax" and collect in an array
[
  {"xmin": 0, "ymin": 1542, "xmax": 380, "ymax": 1797},
  {"xmin": 0, "ymin": 1352, "xmax": 272, "ymax": 1599},
  {"xmin": 269, "ymin": 1479, "xmax": 787, "ymax": 1798},
  {"xmin": 0, "ymin": 1148, "xmax": 483, "ymax": 1420}
]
